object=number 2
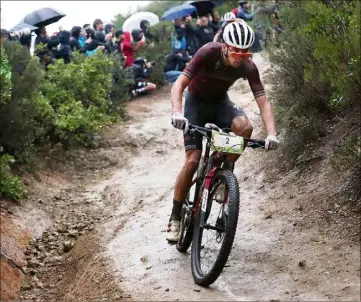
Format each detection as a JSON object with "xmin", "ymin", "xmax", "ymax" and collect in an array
[{"xmin": 225, "ymin": 137, "xmax": 229, "ymax": 144}]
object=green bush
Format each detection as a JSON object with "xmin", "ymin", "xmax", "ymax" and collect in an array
[
  {"xmin": 0, "ymin": 42, "xmax": 133, "ymax": 199},
  {"xmin": 138, "ymin": 22, "xmax": 173, "ymax": 86},
  {"xmin": 40, "ymin": 52, "xmax": 115, "ymax": 146},
  {"xmin": 0, "ymin": 147, "xmax": 26, "ymax": 200},
  {"xmin": 266, "ymin": 0, "xmax": 361, "ymax": 166},
  {"xmin": 0, "ymin": 48, "xmax": 12, "ymax": 104},
  {"xmin": 0, "ymin": 41, "xmax": 47, "ymax": 164},
  {"xmin": 108, "ymin": 54, "xmax": 135, "ymax": 118}
]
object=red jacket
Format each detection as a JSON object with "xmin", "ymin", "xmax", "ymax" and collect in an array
[{"xmin": 121, "ymin": 32, "xmax": 144, "ymax": 67}]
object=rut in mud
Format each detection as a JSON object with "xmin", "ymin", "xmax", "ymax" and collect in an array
[{"xmin": 17, "ymin": 53, "xmax": 360, "ymax": 302}]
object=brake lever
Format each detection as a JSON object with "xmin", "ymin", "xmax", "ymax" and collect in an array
[{"xmin": 205, "ymin": 123, "xmax": 222, "ymax": 133}]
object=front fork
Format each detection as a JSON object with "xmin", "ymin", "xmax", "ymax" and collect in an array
[{"xmin": 199, "ymin": 156, "xmax": 217, "ymax": 228}]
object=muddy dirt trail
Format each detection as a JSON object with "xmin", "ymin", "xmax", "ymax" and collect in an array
[
  {"xmin": 19, "ymin": 53, "xmax": 360, "ymax": 302},
  {"xmin": 102, "ymin": 54, "xmax": 360, "ymax": 302}
]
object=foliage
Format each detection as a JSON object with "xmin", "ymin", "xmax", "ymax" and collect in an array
[
  {"xmin": 112, "ymin": 13, "xmax": 132, "ymax": 30},
  {"xmin": 215, "ymin": 0, "xmax": 239, "ymax": 16},
  {"xmin": 0, "ymin": 48, "xmax": 12, "ymax": 104},
  {"xmin": 138, "ymin": 1, "xmax": 183, "ymax": 19},
  {"xmin": 40, "ymin": 52, "xmax": 115, "ymax": 145},
  {"xmin": 0, "ymin": 147, "xmax": 27, "ymax": 200},
  {"xmin": 138, "ymin": 22, "xmax": 173, "ymax": 86},
  {"xmin": 266, "ymin": 0, "xmax": 361, "ymax": 167},
  {"xmin": 0, "ymin": 41, "xmax": 46, "ymax": 163},
  {"xmin": 0, "ymin": 42, "xmax": 132, "ymax": 199}
]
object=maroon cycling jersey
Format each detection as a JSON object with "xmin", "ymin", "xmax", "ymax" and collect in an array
[{"xmin": 182, "ymin": 42, "xmax": 265, "ymax": 100}]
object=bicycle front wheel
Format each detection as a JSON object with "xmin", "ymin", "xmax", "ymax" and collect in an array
[{"xmin": 191, "ymin": 169, "xmax": 240, "ymax": 287}]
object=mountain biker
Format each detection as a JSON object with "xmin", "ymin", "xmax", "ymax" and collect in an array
[
  {"xmin": 213, "ymin": 12, "xmax": 243, "ymax": 43},
  {"xmin": 166, "ymin": 21, "xmax": 280, "ymax": 242}
]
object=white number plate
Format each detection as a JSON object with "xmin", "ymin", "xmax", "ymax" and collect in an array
[{"xmin": 211, "ymin": 131, "xmax": 245, "ymax": 154}]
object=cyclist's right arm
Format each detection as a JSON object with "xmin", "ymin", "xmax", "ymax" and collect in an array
[{"xmin": 171, "ymin": 75, "xmax": 190, "ymax": 113}]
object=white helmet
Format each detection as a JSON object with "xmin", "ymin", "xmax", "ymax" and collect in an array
[
  {"xmin": 222, "ymin": 21, "xmax": 255, "ymax": 49},
  {"xmin": 223, "ymin": 12, "xmax": 236, "ymax": 22}
]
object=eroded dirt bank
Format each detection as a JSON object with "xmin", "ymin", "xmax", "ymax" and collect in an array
[{"xmin": 1, "ymin": 53, "xmax": 358, "ymax": 302}]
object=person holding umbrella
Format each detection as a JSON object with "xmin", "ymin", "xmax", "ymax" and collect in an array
[
  {"xmin": 184, "ymin": 15, "xmax": 199, "ymax": 56},
  {"xmin": 196, "ymin": 15, "xmax": 214, "ymax": 48},
  {"xmin": 34, "ymin": 26, "xmax": 60, "ymax": 53}
]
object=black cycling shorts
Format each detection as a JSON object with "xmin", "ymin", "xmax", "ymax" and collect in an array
[{"xmin": 183, "ymin": 92, "xmax": 247, "ymax": 151}]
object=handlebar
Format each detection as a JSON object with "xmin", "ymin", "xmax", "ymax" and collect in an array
[{"xmin": 186, "ymin": 124, "xmax": 265, "ymax": 149}]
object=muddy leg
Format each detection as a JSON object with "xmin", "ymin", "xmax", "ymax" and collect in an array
[
  {"xmin": 170, "ymin": 150, "xmax": 201, "ymax": 221},
  {"xmin": 227, "ymin": 116, "xmax": 253, "ymax": 163}
]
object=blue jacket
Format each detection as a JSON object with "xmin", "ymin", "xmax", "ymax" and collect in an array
[{"xmin": 236, "ymin": 7, "xmax": 255, "ymax": 21}]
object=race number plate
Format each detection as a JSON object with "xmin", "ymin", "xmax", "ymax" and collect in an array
[{"xmin": 210, "ymin": 130, "xmax": 245, "ymax": 154}]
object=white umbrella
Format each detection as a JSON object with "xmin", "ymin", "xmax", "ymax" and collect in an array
[{"xmin": 122, "ymin": 12, "xmax": 159, "ymax": 33}]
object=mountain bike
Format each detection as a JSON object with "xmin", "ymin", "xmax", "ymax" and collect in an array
[{"xmin": 176, "ymin": 123, "xmax": 265, "ymax": 287}]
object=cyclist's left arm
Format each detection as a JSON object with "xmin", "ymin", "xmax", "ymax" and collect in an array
[
  {"xmin": 246, "ymin": 61, "xmax": 277, "ymax": 137},
  {"xmin": 255, "ymin": 95, "xmax": 277, "ymax": 137}
]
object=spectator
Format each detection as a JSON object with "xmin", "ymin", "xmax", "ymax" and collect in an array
[
  {"xmin": 210, "ymin": 11, "xmax": 222, "ymax": 33},
  {"xmin": 105, "ymin": 23, "xmax": 115, "ymax": 36},
  {"xmin": 84, "ymin": 28, "xmax": 105, "ymax": 56},
  {"xmin": 197, "ymin": 16, "xmax": 214, "ymax": 48},
  {"xmin": 19, "ymin": 34, "xmax": 32, "ymax": 50},
  {"xmin": 234, "ymin": 1, "xmax": 256, "ymax": 21},
  {"xmin": 83, "ymin": 24, "xmax": 91, "ymax": 30},
  {"xmin": 93, "ymin": 19, "xmax": 105, "ymax": 37},
  {"xmin": 164, "ymin": 50, "xmax": 191, "ymax": 83},
  {"xmin": 253, "ymin": 0, "xmax": 277, "ymax": 45},
  {"xmin": 172, "ymin": 18, "xmax": 186, "ymax": 52},
  {"xmin": 140, "ymin": 20, "xmax": 154, "ymax": 44},
  {"xmin": 122, "ymin": 29, "xmax": 144, "ymax": 67},
  {"xmin": 130, "ymin": 57, "xmax": 156, "ymax": 97},
  {"xmin": 34, "ymin": 26, "xmax": 60, "ymax": 51},
  {"xmin": 78, "ymin": 28, "xmax": 87, "ymax": 47},
  {"xmin": 37, "ymin": 49, "xmax": 54, "ymax": 71},
  {"xmin": 184, "ymin": 15, "xmax": 198, "ymax": 56},
  {"xmin": 112, "ymin": 29, "xmax": 125, "ymax": 53},
  {"xmin": 70, "ymin": 26, "xmax": 83, "ymax": 50},
  {"xmin": 112, "ymin": 29, "xmax": 127, "ymax": 68},
  {"xmin": 56, "ymin": 30, "xmax": 72, "ymax": 64}
]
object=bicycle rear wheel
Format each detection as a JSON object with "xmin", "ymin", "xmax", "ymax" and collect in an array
[{"xmin": 191, "ymin": 169, "xmax": 240, "ymax": 286}]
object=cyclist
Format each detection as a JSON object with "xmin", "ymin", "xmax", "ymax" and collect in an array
[
  {"xmin": 214, "ymin": 12, "xmax": 244, "ymax": 43},
  {"xmin": 166, "ymin": 21, "xmax": 280, "ymax": 242}
]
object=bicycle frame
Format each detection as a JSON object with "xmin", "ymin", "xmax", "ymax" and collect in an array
[
  {"xmin": 186, "ymin": 124, "xmax": 265, "ymax": 222},
  {"xmin": 189, "ymin": 128, "xmax": 229, "ymax": 220}
]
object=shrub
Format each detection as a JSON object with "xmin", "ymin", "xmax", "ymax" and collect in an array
[
  {"xmin": 0, "ymin": 147, "xmax": 26, "ymax": 200},
  {"xmin": 0, "ymin": 41, "xmax": 47, "ymax": 164},
  {"xmin": 138, "ymin": 22, "xmax": 173, "ymax": 86},
  {"xmin": 266, "ymin": 0, "xmax": 361, "ymax": 166},
  {"xmin": 40, "ymin": 52, "xmax": 131, "ymax": 146},
  {"xmin": 108, "ymin": 55, "xmax": 135, "ymax": 118}
]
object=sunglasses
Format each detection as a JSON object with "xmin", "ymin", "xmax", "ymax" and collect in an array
[{"xmin": 227, "ymin": 46, "xmax": 252, "ymax": 59}]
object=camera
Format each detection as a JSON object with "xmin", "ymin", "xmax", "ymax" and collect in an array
[{"xmin": 8, "ymin": 28, "xmax": 32, "ymax": 40}]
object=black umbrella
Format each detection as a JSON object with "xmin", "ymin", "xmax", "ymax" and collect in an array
[
  {"xmin": 211, "ymin": 0, "xmax": 224, "ymax": 7},
  {"xmin": 186, "ymin": 0, "xmax": 215, "ymax": 17},
  {"xmin": 21, "ymin": 7, "xmax": 66, "ymax": 27}
]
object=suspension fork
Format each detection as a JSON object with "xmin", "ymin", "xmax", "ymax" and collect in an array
[{"xmin": 199, "ymin": 156, "xmax": 217, "ymax": 227}]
